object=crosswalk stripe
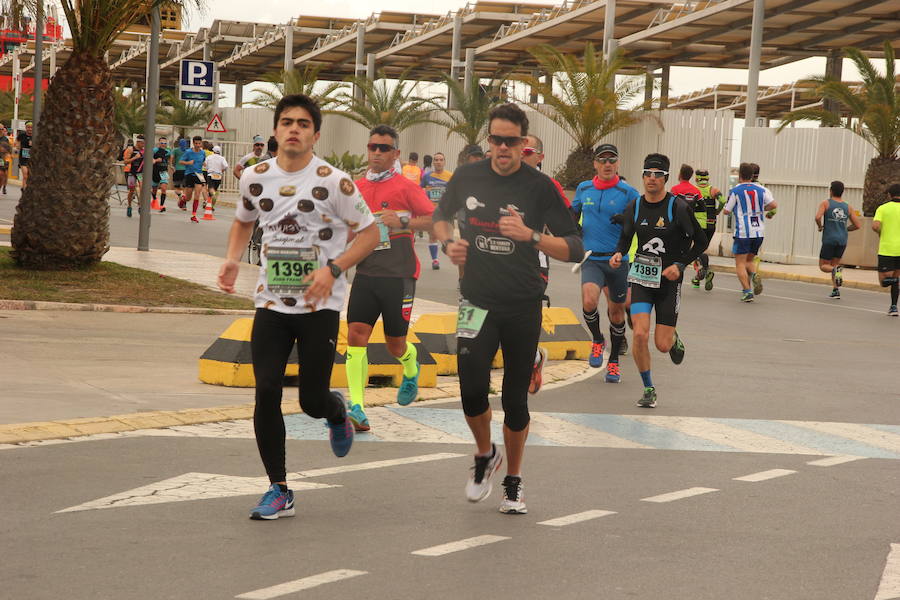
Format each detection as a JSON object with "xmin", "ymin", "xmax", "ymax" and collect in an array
[
  {"xmin": 781, "ymin": 421, "xmax": 900, "ymax": 455},
  {"xmin": 528, "ymin": 413, "xmax": 651, "ymax": 449},
  {"xmin": 641, "ymin": 487, "xmax": 719, "ymax": 503},
  {"xmin": 630, "ymin": 415, "xmax": 823, "ymax": 455},
  {"xmin": 364, "ymin": 407, "xmax": 469, "ymax": 444},
  {"xmin": 806, "ymin": 455, "xmax": 865, "ymax": 467},
  {"xmin": 411, "ymin": 535, "xmax": 509, "ymax": 557},
  {"xmin": 733, "ymin": 469, "xmax": 796, "ymax": 482},
  {"xmin": 538, "ymin": 510, "xmax": 617, "ymax": 527},
  {"xmin": 236, "ymin": 570, "xmax": 367, "ymax": 599}
]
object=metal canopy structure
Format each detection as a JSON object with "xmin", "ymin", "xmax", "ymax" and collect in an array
[
  {"xmin": 0, "ymin": 0, "xmax": 897, "ymax": 120},
  {"xmin": 668, "ymin": 74, "xmax": 900, "ymax": 119}
]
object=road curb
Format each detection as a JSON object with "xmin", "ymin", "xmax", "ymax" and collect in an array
[
  {"xmin": 710, "ymin": 263, "xmax": 883, "ymax": 292},
  {"xmin": 0, "ymin": 360, "xmax": 591, "ymax": 445},
  {"xmin": 0, "ymin": 298, "xmax": 255, "ymax": 315}
]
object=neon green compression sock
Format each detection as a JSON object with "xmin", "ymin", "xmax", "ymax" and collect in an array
[
  {"xmin": 345, "ymin": 346, "xmax": 368, "ymax": 408},
  {"xmin": 398, "ymin": 341, "xmax": 418, "ymax": 378}
]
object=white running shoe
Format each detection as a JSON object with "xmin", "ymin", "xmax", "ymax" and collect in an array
[
  {"xmin": 499, "ymin": 475, "xmax": 527, "ymax": 514},
  {"xmin": 465, "ymin": 444, "xmax": 502, "ymax": 502}
]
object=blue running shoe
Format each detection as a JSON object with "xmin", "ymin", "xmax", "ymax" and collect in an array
[
  {"xmin": 397, "ymin": 362, "xmax": 420, "ymax": 406},
  {"xmin": 589, "ymin": 340, "xmax": 605, "ymax": 368},
  {"xmin": 249, "ymin": 484, "xmax": 295, "ymax": 520},
  {"xmin": 347, "ymin": 402, "xmax": 370, "ymax": 432},
  {"xmin": 327, "ymin": 393, "xmax": 354, "ymax": 457},
  {"xmin": 604, "ymin": 361, "xmax": 621, "ymax": 383}
]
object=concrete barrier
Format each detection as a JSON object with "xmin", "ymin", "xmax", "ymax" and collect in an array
[{"xmin": 199, "ymin": 317, "xmax": 437, "ymax": 388}]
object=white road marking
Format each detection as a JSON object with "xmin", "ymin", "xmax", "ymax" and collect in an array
[
  {"xmin": 538, "ymin": 510, "xmax": 617, "ymax": 527},
  {"xmin": 733, "ymin": 469, "xmax": 797, "ymax": 482},
  {"xmin": 641, "ymin": 487, "xmax": 719, "ymax": 503},
  {"xmin": 235, "ymin": 569, "xmax": 367, "ymax": 599},
  {"xmin": 295, "ymin": 452, "xmax": 465, "ymax": 478},
  {"xmin": 626, "ymin": 415, "xmax": 824, "ymax": 455},
  {"xmin": 528, "ymin": 413, "xmax": 651, "ymax": 449},
  {"xmin": 365, "ymin": 408, "xmax": 469, "ymax": 444},
  {"xmin": 411, "ymin": 535, "xmax": 510, "ymax": 557},
  {"xmin": 874, "ymin": 544, "xmax": 900, "ymax": 600},
  {"xmin": 783, "ymin": 421, "xmax": 900, "ymax": 454},
  {"xmin": 807, "ymin": 455, "xmax": 866, "ymax": 467},
  {"xmin": 56, "ymin": 473, "xmax": 338, "ymax": 513}
]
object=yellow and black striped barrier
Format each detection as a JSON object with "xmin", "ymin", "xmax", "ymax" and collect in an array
[{"xmin": 199, "ymin": 317, "xmax": 437, "ymax": 388}]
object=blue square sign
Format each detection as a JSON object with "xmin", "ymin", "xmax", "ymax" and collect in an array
[{"xmin": 179, "ymin": 59, "xmax": 214, "ymax": 102}]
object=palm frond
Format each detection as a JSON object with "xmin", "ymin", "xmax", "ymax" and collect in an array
[{"xmin": 334, "ymin": 69, "xmax": 439, "ymax": 132}]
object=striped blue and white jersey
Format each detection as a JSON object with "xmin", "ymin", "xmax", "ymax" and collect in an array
[{"xmin": 724, "ymin": 182, "xmax": 774, "ymax": 239}]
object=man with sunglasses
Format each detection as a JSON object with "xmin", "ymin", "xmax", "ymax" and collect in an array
[
  {"xmin": 234, "ymin": 135, "xmax": 270, "ymax": 180},
  {"xmin": 692, "ymin": 169, "xmax": 723, "ymax": 290},
  {"xmin": 421, "ymin": 151, "xmax": 453, "ymax": 270},
  {"xmin": 723, "ymin": 163, "xmax": 777, "ymax": 302},
  {"xmin": 610, "ymin": 154, "xmax": 708, "ymax": 409},
  {"xmin": 344, "ymin": 125, "xmax": 435, "ymax": 431},
  {"xmin": 571, "ymin": 143, "xmax": 639, "ymax": 383},
  {"xmin": 434, "ymin": 103, "xmax": 583, "ymax": 515}
]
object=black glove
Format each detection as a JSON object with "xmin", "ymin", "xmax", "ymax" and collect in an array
[{"xmin": 610, "ymin": 213, "xmax": 624, "ymax": 225}]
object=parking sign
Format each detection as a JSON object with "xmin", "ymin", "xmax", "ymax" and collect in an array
[{"xmin": 179, "ymin": 59, "xmax": 214, "ymax": 102}]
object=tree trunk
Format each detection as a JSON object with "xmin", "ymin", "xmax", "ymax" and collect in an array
[
  {"xmin": 862, "ymin": 155, "xmax": 900, "ymax": 217},
  {"xmin": 553, "ymin": 147, "xmax": 595, "ymax": 190},
  {"xmin": 11, "ymin": 52, "xmax": 116, "ymax": 269}
]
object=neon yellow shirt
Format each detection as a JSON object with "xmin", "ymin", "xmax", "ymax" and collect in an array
[{"xmin": 874, "ymin": 201, "xmax": 900, "ymax": 256}]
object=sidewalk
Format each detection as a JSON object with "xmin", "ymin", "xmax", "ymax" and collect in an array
[{"xmin": 706, "ymin": 255, "xmax": 882, "ymax": 292}]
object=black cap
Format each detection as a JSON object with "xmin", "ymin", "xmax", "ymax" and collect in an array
[
  {"xmin": 643, "ymin": 153, "xmax": 670, "ymax": 172},
  {"xmin": 594, "ymin": 143, "xmax": 618, "ymax": 157},
  {"xmin": 463, "ymin": 144, "xmax": 484, "ymax": 158}
]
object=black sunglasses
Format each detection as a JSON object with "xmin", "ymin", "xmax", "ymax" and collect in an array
[
  {"xmin": 642, "ymin": 170, "xmax": 668, "ymax": 179},
  {"xmin": 253, "ymin": 143, "xmax": 264, "ymax": 147},
  {"xmin": 367, "ymin": 143, "xmax": 395, "ymax": 153},
  {"xmin": 487, "ymin": 134, "xmax": 524, "ymax": 148}
]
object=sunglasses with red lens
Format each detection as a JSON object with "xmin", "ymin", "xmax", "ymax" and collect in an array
[
  {"xmin": 487, "ymin": 134, "xmax": 524, "ymax": 148},
  {"xmin": 522, "ymin": 147, "xmax": 539, "ymax": 157},
  {"xmin": 367, "ymin": 143, "xmax": 395, "ymax": 153}
]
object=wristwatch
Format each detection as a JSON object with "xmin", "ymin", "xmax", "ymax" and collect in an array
[
  {"xmin": 326, "ymin": 259, "xmax": 343, "ymax": 279},
  {"xmin": 530, "ymin": 230, "xmax": 542, "ymax": 245},
  {"xmin": 399, "ymin": 216, "xmax": 410, "ymax": 229},
  {"xmin": 441, "ymin": 239, "xmax": 455, "ymax": 254}
]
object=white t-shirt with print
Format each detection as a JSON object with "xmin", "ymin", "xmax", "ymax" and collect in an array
[{"xmin": 235, "ymin": 155, "xmax": 375, "ymax": 314}]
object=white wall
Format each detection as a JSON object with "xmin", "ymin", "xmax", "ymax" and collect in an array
[{"xmin": 739, "ymin": 127, "xmax": 875, "ymax": 264}]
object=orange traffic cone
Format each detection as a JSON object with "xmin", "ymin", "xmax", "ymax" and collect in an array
[
  {"xmin": 202, "ymin": 198, "xmax": 215, "ymax": 220},
  {"xmin": 150, "ymin": 196, "xmax": 161, "ymax": 210}
]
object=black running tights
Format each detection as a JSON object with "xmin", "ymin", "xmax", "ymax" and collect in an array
[
  {"xmin": 251, "ymin": 308, "xmax": 344, "ymax": 483},
  {"xmin": 457, "ymin": 301, "xmax": 542, "ymax": 432}
]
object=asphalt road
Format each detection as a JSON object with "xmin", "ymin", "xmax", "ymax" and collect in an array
[{"xmin": 2, "ymin": 186, "xmax": 900, "ymax": 599}]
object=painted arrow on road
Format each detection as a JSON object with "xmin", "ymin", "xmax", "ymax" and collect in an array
[
  {"xmin": 56, "ymin": 452, "xmax": 465, "ymax": 513},
  {"xmin": 875, "ymin": 543, "xmax": 900, "ymax": 600}
]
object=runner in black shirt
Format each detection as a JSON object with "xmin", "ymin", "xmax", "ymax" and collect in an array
[
  {"xmin": 16, "ymin": 122, "xmax": 33, "ymax": 190},
  {"xmin": 610, "ymin": 153, "xmax": 708, "ymax": 409},
  {"xmin": 434, "ymin": 103, "xmax": 583, "ymax": 515}
]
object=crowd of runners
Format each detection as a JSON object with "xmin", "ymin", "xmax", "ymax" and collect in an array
[{"xmin": 213, "ymin": 94, "xmax": 900, "ymax": 520}]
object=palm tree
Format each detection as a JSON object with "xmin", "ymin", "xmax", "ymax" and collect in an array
[
  {"xmin": 248, "ymin": 65, "xmax": 344, "ymax": 111},
  {"xmin": 0, "ymin": 89, "xmax": 33, "ymax": 123},
  {"xmin": 429, "ymin": 72, "xmax": 506, "ymax": 147},
  {"xmin": 334, "ymin": 69, "xmax": 437, "ymax": 132},
  {"xmin": 112, "ymin": 83, "xmax": 146, "ymax": 140},
  {"xmin": 517, "ymin": 42, "xmax": 654, "ymax": 188},
  {"xmin": 158, "ymin": 89, "xmax": 213, "ymax": 138},
  {"xmin": 11, "ymin": 0, "xmax": 204, "ymax": 269},
  {"xmin": 778, "ymin": 42, "xmax": 899, "ymax": 216}
]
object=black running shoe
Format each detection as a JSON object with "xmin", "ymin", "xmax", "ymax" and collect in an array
[{"xmin": 669, "ymin": 331, "xmax": 685, "ymax": 365}]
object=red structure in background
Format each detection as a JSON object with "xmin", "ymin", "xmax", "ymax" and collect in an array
[{"xmin": 0, "ymin": 15, "xmax": 64, "ymax": 92}]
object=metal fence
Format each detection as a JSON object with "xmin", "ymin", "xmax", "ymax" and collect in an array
[{"xmin": 739, "ymin": 127, "xmax": 875, "ymax": 264}]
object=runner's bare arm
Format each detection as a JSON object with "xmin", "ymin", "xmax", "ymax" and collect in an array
[
  {"xmin": 815, "ymin": 200, "xmax": 827, "ymax": 231},
  {"xmin": 218, "ymin": 219, "xmax": 255, "ymax": 293},
  {"xmin": 848, "ymin": 208, "xmax": 862, "ymax": 231}
]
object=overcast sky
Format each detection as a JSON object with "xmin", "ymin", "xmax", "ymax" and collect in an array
[{"xmin": 184, "ymin": 0, "xmax": 876, "ymax": 101}]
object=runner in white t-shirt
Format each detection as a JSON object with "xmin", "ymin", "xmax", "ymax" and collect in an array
[
  {"xmin": 204, "ymin": 146, "xmax": 229, "ymax": 210},
  {"xmin": 217, "ymin": 95, "xmax": 380, "ymax": 521}
]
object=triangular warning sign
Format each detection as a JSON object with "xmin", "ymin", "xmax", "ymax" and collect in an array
[{"xmin": 206, "ymin": 113, "xmax": 227, "ymax": 133}]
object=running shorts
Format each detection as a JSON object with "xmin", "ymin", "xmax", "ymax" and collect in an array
[
  {"xmin": 630, "ymin": 279, "xmax": 682, "ymax": 327},
  {"xmin": 346, "ymin": 273, "xmax": 416, "ymax": 337},
  {"xmin": 877, "ymin": 255, "xmax": 900, "ymax": 272},
  {"xmin": 207, "ymin": 175, "xmax": 222, "ymax": 191},
  {"xmin": 18, "ymin": 158, "xmax": 28, "ymax": 167},
  {"xmin": 126, "ymin": 173, "xmax": 138, "ymax": 189},
  {"xmin": 819, "ymin": 243, "xmax": 846, "ymax": 261},
  {"xmin": 733, "ymin": 237, "xmax": 764, "ymax": 255},
  {"xmin": 581, "ymin": 259, "xmax": 629, "ymax": 304},
  {"xmin": 172, "ymin": 170, "xmax": 185, "ymax": 186},
  {"xmin": 184, "ymin": 172, "xmax": 206, "ymax": 187},
  {"xmin": 152, "ymin": 171, "xmax": 169, "ymax": 186}
]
